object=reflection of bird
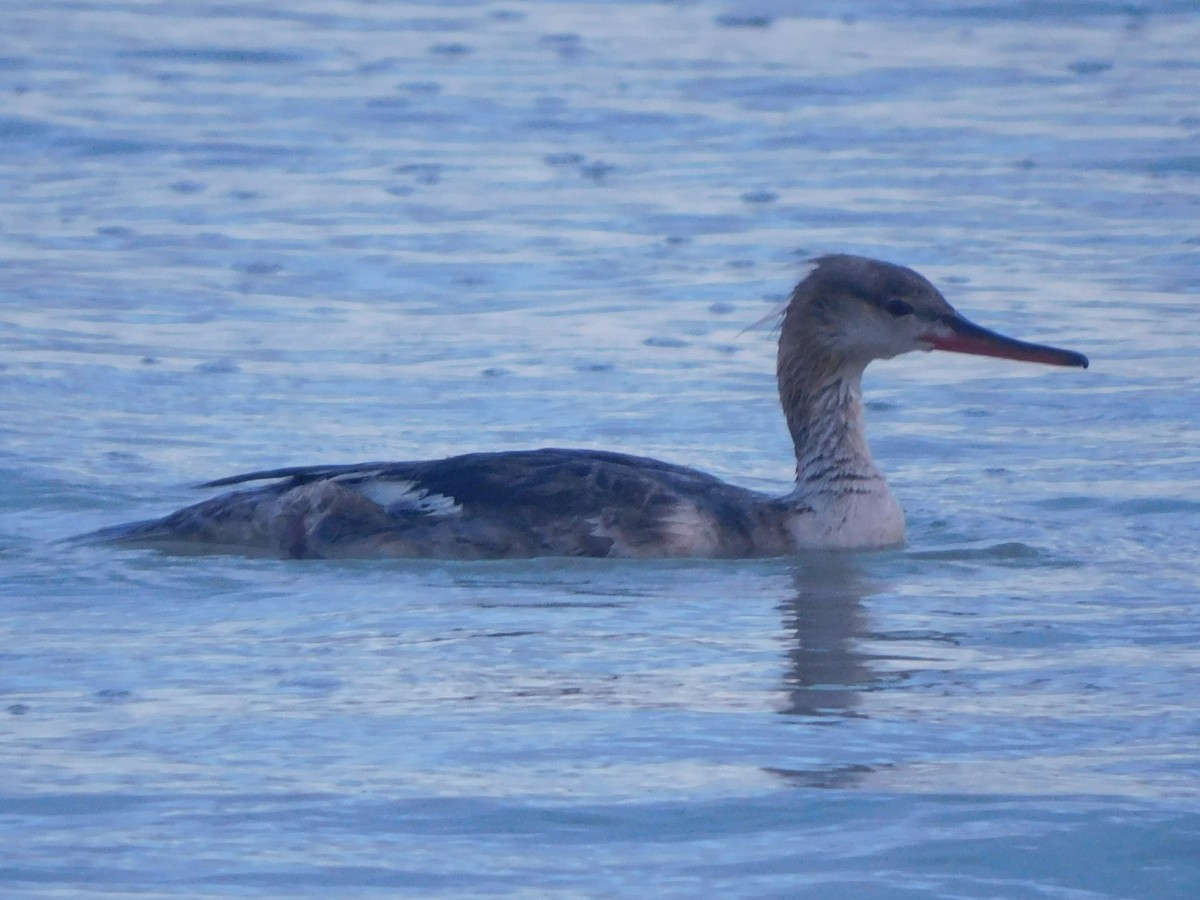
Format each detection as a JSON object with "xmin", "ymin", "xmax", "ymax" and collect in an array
[
  {"xmin": 777, "ymin": 557, "xmax": 875, "ymax": 720},
  {"xmin": 96, "ymin": 255, "xmax": 1087, "ymax": 559}
]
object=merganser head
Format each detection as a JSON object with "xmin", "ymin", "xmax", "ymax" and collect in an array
[{"xmin": 780, "ymin": 254, "xmax": 1089, "ymax": 372}]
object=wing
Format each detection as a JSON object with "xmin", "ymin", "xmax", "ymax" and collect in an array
[{"xmin": 199, "ymin": 448, "xmax": 725, "ymax": 491}]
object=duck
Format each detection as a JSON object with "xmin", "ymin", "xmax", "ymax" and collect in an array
[{"xmin": 95, "ymin": 255, "xmax": 1088, "ymax": 559}]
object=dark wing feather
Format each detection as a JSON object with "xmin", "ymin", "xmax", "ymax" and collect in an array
[
  {"xmin": 368, "ymin": 449, "xmax": 742, "ymax": 512},
  {"xmin": 200, "ymin": 448, "xmax": 728, "ymax": 498}
]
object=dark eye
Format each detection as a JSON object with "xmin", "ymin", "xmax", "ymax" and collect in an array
[{"xmin": 884, "ymin": 298, "xmax": 915, "ymax": 317}]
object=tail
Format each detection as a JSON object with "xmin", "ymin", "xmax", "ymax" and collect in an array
[
  {"xmin": 72, "ymin": 517, "xmax": 173, "ymax": 546},
  {"xmin": 73, "ymin": 486, "xmax": 280, "ymax": 555}
]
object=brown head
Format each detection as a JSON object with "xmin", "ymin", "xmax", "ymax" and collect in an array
[{"xmin": 777, "ymin": 255, "xmax": 1089, "ymax": 382}]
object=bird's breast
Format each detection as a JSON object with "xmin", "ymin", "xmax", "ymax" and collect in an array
[{"xmin": 783, "ymin": 486, "xmax": 905, "ymax": 550}]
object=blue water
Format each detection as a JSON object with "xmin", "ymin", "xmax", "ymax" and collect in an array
[{"xmin": 3, "ymin": 0, "xmax": 1199, "ymax": 896}]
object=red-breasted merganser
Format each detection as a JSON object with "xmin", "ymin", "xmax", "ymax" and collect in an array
[{"xmin": 97, "ymin": 255, "xmax": 1088, "ymax": 558}]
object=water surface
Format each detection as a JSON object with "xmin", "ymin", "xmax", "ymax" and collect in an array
[{"xmin": 2, "ymin": 0, "xmax": 1199, "ymax": 896}]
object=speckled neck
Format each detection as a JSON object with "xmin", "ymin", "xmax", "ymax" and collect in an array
[
  {"xmin": 777, "ymin": 355, "xmax": 886, "ymax": 496},
  {"xmin": 771, "ymin": 357, "xmax": 904, "ymax": 550}
]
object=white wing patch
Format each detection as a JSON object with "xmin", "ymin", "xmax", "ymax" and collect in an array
[{"xmin": 345, "ymin": 477, "xmax": 462, "ymax": 517}]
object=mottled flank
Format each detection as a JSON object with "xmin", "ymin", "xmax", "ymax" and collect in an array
[
  {"xmin": 98, "ymin": 449, "xmax": 799, "ymax": 559},
  {"xmin": 93, "ymin": 256, "xmax": 1086, "ymax": 559}
]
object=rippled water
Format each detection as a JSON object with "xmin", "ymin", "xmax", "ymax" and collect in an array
[{"xmin": 3, "ymin": 0, "xmax": 1199, "ymax": 896}]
